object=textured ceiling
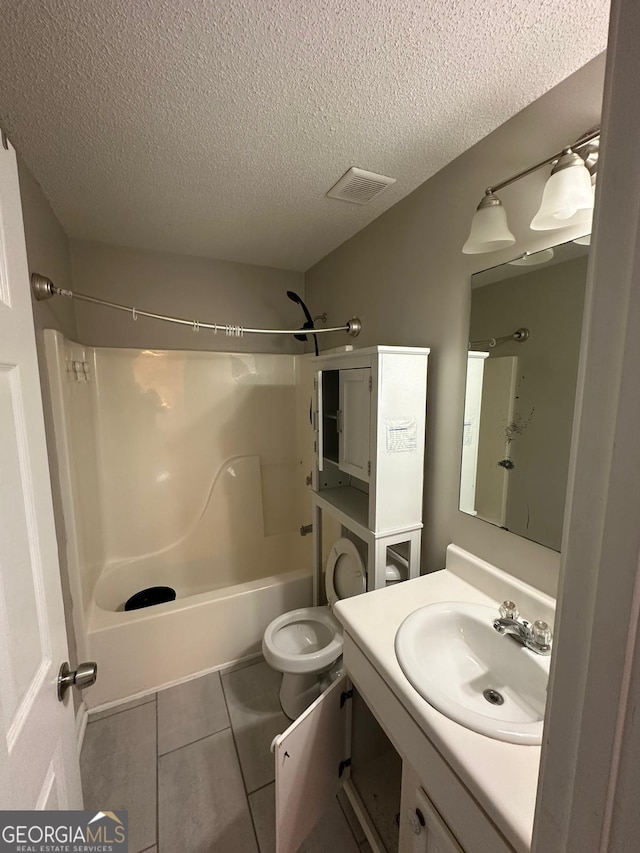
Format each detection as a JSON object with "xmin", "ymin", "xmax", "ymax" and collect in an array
[{"xmin": 0, "ymin": 1, "xmax": 609, "ymax": 271}]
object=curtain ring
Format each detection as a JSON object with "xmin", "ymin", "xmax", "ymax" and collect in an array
[{"xmin": 132, "ymin": 307, "xmax": 137, "ymax": 321}]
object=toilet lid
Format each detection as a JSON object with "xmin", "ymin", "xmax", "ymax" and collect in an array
[{"xmin": 325, "ymin": 537, "xmax": 366, "ymax": 607}]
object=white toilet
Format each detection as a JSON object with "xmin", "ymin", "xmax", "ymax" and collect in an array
[{"xmin": 262, "ymin": 537, "xmax": 366, "ymax": 719}]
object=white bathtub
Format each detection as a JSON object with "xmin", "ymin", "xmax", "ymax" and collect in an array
[
  {"xmin": 87, "ymin": 567, "xmax": 312, "ymax": 708},
  {"xmin": 43, "ymin": 331, "xmax": 317, "ymax": 708}
]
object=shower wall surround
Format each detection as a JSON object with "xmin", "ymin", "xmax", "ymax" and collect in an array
[
  {"xmin": 45, "ymin": 330, "xmax": 313, "ymax": 702},
  {"xmin": 93, "ymin": 346, "xmax": 306, "ymax": 592}
]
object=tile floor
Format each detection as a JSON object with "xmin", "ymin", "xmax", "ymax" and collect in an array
[{"xmin": 81, "ymin": 660, "xmax": 371, "ymax": 853}]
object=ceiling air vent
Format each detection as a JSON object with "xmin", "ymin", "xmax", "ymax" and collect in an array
[{"xmin": 326, "ymin": 167, "xmax": 396, "ymax": 205}]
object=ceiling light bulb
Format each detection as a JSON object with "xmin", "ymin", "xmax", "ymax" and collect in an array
[
  {"xmin": 462, "ymin": 192, "xmax": 516, "ymax": 254},
  {"xmin": 530, "ymin": 150, "xmax": 594, "ymax": 231}
]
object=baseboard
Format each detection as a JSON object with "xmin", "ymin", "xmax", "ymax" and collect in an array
[
  {"xmin": 343, "ymin": 778, "xmax": 387, "ymax": 853},
  {"xmin": 75, "ymin": 701, "xmax": 89, "ymax": 754}
]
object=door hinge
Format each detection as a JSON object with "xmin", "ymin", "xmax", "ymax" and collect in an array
[
  {"xmin": 313, "ymin": 377, "xmax": 318, "ymax": 390},
  {"xmin": 338, "ymin": 758, "xmax": 352, "ymax": 778},
  {"xmin": 340, "ymin": 689, "xmax": 353, "ymax": 708},
  {"xmin": 368, "ymin": 376, "xmax": 373, "ymax": 392},
  {"xmin": 367, "ymin": 461, "xmax": 371, "ymax": 477}
]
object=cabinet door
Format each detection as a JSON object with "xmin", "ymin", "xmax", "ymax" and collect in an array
[
  {"xmin": 402, "ymin": 786, "xmax": 465, "ymax": 853},
  {"xmin": 339, "ymin": 368, "xmax": 371, "ymax": 482},
  {"xmin": 273, "ymin": 674, "xmax": 352, "ymax": 853}
]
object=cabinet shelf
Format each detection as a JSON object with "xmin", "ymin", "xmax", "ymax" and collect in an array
[{"xmin": 314, "ymin": 486, "xmax": 369, "ymax": 534}]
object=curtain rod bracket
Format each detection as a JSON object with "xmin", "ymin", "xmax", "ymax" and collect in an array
[{"xmin": 31, "ymin": 273, "xmax": 56, "ymax": 301}]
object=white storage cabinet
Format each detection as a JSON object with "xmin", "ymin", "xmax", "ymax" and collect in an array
[{"xmin": 311, "ymin": 346, "xmax": 430, "ymax": 598}]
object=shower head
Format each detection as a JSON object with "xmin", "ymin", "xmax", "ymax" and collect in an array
[{"xmin": 286, "ymin": 290, "xmax": 319, "ymax": 355}]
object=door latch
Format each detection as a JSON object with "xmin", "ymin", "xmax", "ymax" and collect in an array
[{"xmin": 57, "ymin": 661, "xmax": 98, "ymax": 701}]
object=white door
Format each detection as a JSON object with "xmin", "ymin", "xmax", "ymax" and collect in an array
[
  {"xmin": 0, "ymin": 138, "xmax": 82, "ymax": 808},
  {"xmin": 475, "ymin": 356, "xmax": 518, "ymax": 527},
  {"xmin": 339, "ymin": 368, "xmax": 371, "ymax": 482},
  {"xmin": 273, "ymin": 674, "xmax": 351, "ymax": 853}
]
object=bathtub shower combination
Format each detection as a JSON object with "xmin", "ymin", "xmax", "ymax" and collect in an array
[{"xmin": 44, "ymin": 330, "xmax": 317, "ymax": 707}]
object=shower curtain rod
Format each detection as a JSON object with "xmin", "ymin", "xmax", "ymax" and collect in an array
[
  {"xmin": 31, "ymin": 273, "xmax": 362, "ymax": 338},
  {"xmin": 469, "ymin": 326, "xmax": 529, "ymax": 350}
]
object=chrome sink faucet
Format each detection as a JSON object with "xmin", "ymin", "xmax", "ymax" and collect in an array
[{"xmin": 492, "ymin": 601, "xmax": 552, "ymax": 656}]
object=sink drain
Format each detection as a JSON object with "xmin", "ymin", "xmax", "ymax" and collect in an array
[{"xmin": 483, "ymin": 688, "xmax": 505, "ymax": 706}]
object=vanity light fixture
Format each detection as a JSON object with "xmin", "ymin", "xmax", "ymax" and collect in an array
[
  {"xmin": 462, "ymin": 127, "xmax": 599, "ymax": 254},
  {"xmin": 530, "ymin": 149, "xmax": 593, "ymax": 230},
  {"xmin": 570, "ymin": 182, "xmax": 596, "ymax": 246},
  {"xmin": 462, "ymin": 192, "xmax": 515, "ymax": 254}
]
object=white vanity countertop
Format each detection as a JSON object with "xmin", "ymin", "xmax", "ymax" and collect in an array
[{"xmin": 334, "ymin": 548, "xmax": 555, "ymax": 853}]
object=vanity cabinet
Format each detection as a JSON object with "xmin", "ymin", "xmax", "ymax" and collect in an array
[
  {"xmin": 273, "ymin": 673, "xmax": 401, "ymax": 853},
  {"xmin": 272, "ymin": 648, "xmax": 515, "ymax": 853},
  {"xmin": 311, "ymin": 346, "xmax": 429, "ymax": 599},
  {"xmin": 344, "ymin": 635, "xmax": 516, "ymax": 853},
  {"xmin": 399, "ymin": 769, "xmax": 464, "ymax": 853}
]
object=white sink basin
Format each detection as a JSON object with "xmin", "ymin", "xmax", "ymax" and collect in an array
[{"xmin": 395, "ymin": 601, "xmax": 550, "ymax": 744}]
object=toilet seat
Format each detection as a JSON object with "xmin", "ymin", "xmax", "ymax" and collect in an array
[
  {"xmin": 262, "ymin": 535, "xmax": 367, "ymax": 718},
  {"xmin": 262, "ymin": 606, "xmax": 343, "ymax": 674},
  {"xmin": 325, "ymin": 537, "xmax": 366, "ymax": 607}
]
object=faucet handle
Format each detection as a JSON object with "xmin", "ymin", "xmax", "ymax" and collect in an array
[
  {"xmin": 532, "ymin": 620, "xmax": 552, "ymax": 646},
  {"xmin": 499, "ymin": 600, "xmax": 519, "ymax": 620}
]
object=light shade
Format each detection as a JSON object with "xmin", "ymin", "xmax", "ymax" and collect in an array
[
  {"xmin": 462, "ymin": 193, "xmax": 515, "ymax": 254},
  {"xmin": 530, "ymin": 150, "xmax": 594, "ymax": 231}
]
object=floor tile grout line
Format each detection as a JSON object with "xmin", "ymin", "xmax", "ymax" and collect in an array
[
  {"xmin": 247, "ymin": 777, "xmax": 276, "ymax": 797},
  {"xmin": 157, "ymin": 724, "xmax": 232, "ymax": 758},
  {"xmin": 220, "ymin": 668, "xmax": 262, "ymax": 852}
]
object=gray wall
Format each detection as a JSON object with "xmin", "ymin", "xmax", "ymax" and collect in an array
[
  {"xmin": 18, "ymin": 156, "xmax": 80, "ymax": 696},
  {"xmin": 305, "ymin": 55, "xmax": 606, "ymax": 596},
  {"xmin": 70, "ymin": 240, "xmax": 306, "ymax": 354},
  {"xmin": 20, "ymin": 159, "xmax": 77, "ymax": 341}
]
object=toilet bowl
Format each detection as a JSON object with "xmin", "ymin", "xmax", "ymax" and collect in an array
[{"xmin": 262, "ymin": 537, "xmax": 366, "ymax": 719}]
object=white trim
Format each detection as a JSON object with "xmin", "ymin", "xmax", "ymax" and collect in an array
[
  {"xmin": 342, "ymin": 778, "xmax": 386, "ymax": 853},
  {"xmin": 75, "ymin": 702, "xmax": 89, "ymax": 755},
  {"xmin": 533, "ymin": 2, "xmax": 640, "ymax": 850}
]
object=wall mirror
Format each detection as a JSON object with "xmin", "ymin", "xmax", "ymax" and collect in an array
[{"xmin": 459, "ymin": 238, "xmax": 589, "ymax": 551}]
